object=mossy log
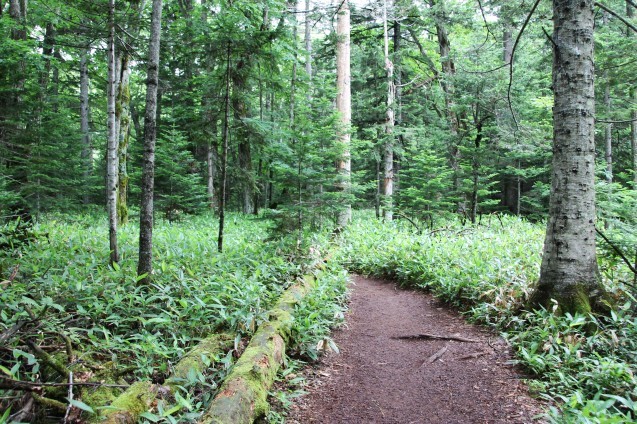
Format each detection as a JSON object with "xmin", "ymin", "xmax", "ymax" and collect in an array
[
  {"xmin": 200, "ymin": 275, "xmax": 315, "ymax": 424},
  {"xmin": 97, "ymin": 333, "xmax": 233, "ymax": 424}
]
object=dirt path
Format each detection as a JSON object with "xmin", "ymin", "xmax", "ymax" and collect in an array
[{"xmin": 287, "ymin": 276, "xmax": 544, "ymax": 424}]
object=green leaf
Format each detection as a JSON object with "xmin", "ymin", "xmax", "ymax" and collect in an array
[
  {"xmin": 69, "ymin": 399, "xmax": 95, "ymax": 413},
  {"xmin": 139, "ymin": 411, "xmax": 161, "ymax": 422}
]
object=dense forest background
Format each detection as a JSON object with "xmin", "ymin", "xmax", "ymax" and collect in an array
[
  {"xmin": 2, "ymin": 0, "xmax": 637, "ymax": 422},
  {"xmin": 2, "ymin": 0, "xmax": 635, "ymax": 229}
]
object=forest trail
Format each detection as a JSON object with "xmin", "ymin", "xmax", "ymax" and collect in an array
[{"xmin": 287, "ymin": 276, "xmax": 545, "ymax": 423}]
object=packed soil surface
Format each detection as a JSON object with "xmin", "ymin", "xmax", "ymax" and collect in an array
[{"xmin": 287, "ymin": 275, "xmax": 545, "ymax": 424}]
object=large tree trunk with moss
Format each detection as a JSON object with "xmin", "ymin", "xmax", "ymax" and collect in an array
[
  {"xmin": 530, "ymin": 0, "xmax": 605, "ymax": 314},
  {"xmin": 116, "ymin": 56, "xmax": 131, "ymax": 225},
  {"xmin": 99, "ymin": 334, "xmax": 232, "ymax": 424},
  {"xmin": 335, "ymin": 0, "xmax": 351, "ymax": 228},
  {"xmin": 137, "ymin": 0, "xmax": 163, "ymax": 284}
]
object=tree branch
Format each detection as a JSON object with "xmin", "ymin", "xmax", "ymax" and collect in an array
[
  {"xmin": 596, "ymin": 226, "xmax": 637, "ymax": 275},
  {"xmin": 507, "ymin": 0, "xmax": 543, "ymax": 131},
  {"xmin": 594, "ymin": 2, "xmax": 637, "ymax": 34}
]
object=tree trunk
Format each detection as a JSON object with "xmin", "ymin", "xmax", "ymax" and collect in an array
[
  {"xmin": 116, "ymin": 55, "xmax": 131, "ymax": 225},
  {"xmin": 137, "ymin": 0, "xmax": 163, "ymax": 284},
  {"xmin": 335, "ymin": 0, "xmax": 352, "ymax": 228},
  {"xmin": 432, "ymin": 0, "xmax": 462, "ymax": 211},
  {"xmin": 602, "ymin": 11, "xmax": 612, "ymax": 186},
  {"xmin": 382, "ymin": 0, "xmax": 394, "ymax": 221},
  {"xmin": 218, "ymin": 44, "xmax": 232, "ymax": 253},
  {"xmin": 530, "ymin": 0, "xmax": 605, "ymax": 314},
  {"xmin": 106, "ymin": 0, "xmax": 119, "ymax": 266},
  {"xmin": 305, "ymin": 0, "xmax": 312, "ymax": 85},
  {"xmin": 207, "ymin": 136, "xmax": 217, "ymax": 211},
  {"xmin": 628, "ymin": 2, "xmax": 637, "ymax": 186},
  {"xmin": 80, "ymin": 48, "xmax": 92, "ymax": 205},
  {"xmin": 604, "ymin": 75, "xmax": 612, "ymax": 184}
]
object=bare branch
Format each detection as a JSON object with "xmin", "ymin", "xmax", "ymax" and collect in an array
[
  {"xmin": 594, "ymin": 2, "xmax": 637, "ymax": 33},
  {"xmin": 507, "ymin": 0, "xmax": 543, "ymax": 131}
]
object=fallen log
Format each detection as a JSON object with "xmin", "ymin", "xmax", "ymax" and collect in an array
[
  {"xmin": 200, "ymin": 275, "xmax": 316, "ymax": 424},
  {"xmin": 97, "ymin": 333, "xmax": 234, "ymax": 424}
]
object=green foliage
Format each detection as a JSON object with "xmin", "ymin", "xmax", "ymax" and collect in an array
[
  {"xmin": 0, "ymin": 214, "xmax": 295, "ymax": 416},
  {"xmin": 154, "ymin": 127, "xmax": 207, "ymax": 221},
  {"xmin": 288, "ymin": 263, "xmax": 348, "ymax": 361}
]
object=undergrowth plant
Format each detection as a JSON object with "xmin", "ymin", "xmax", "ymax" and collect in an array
[
  {"xmin": 336, "ymin": 211, "xmax": 636, "ymax": 423},
  {"xmin": 0, "ymin": 212, "xmax": 344, "ymax": 422}
]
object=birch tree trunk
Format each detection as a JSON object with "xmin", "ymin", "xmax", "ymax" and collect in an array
[
  {"xmin": 137, "ymin": 0, "xmax": 163, "ymax": 283},
  {"xmin": 382, "ymin": 0, "xmax": 394, "ymax": 221},
  {"xmin": 531, "ymin": 0, "xmax": 606, "ymax": 314},
  {"xmin": 106, "ymin": 0, "xmax": 119, "ymax": 265},
  {"xmin": 335, "ymin": 0, "xmax": 351, "ymax": 228}
]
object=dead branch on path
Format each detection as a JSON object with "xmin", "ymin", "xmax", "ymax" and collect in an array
[
  {"xmin": 394, "ymin": 333, "xmax": 480, "ymax": 343},
  {"xmin": 457, "ymin": 351, "xmax": 489, "ymax": 360},
  {"xmin": 423, "ymin": 344, "xmax": 449, "ymax": 365}
]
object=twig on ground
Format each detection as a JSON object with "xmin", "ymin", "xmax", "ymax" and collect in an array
[
  {"xmin": 0, "ymin": 264, "xmax": 20, "ymax": 288},
  {"xmin": 457, "ymin": 351, "xmax": 489, "ymax": 360},
  {"xmin": 424, "ymin": 344, "xmax": 449, "ymax": 365},
  {"xmin": 26, "ymin": 340, "xmax": 70, "ymax": 379},
  {"xmin": 63, "ymin": 372, "xmax": 73, "ymax": 423},
  {"xmin": 33, "ymin": 393, "xmax": 67, "ymax": 412},
  {"xmin": 0, "ymin": 376, "xmax": 128, "ymax": 391}
]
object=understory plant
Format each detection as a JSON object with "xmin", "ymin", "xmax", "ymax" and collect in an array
[{"xmin": 0, "ymin": 212, "xmax": 345, "ymax": 422}]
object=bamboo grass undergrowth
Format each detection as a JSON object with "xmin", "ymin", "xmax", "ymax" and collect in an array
[
  {"xmin": 0, "ymin": 212, "xmax": 347, "ymax": 422},
  {"xmin": 335, "ymin": 211, "xmax": 637, "ymax": 423}
]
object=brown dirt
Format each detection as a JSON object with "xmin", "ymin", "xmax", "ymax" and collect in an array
[{"xmin": 286, "ymin": 275, "xmax": 545, "ymax": 424}]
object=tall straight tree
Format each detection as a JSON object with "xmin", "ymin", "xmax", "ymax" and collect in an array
[
  {"xmin": 106, "ymin": 0, "xmax": 119, "ymax": 265},
  {"xmin": 336, "ymin": 0, "xmax": 352, "ymax": 228},
  {"xmin": 137, "ymin": 0, "xmax": 163, "ymax": 283},
  {"xmin": 530, "ymin": 0, "xmax": 605, "ymax": 314},
  {"xmin": 382, "ymin": 0, "xmax": 395, "ymax": 221}
]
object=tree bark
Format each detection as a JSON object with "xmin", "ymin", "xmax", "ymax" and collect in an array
[
  {"xmin": 335, "ymin": 0, "xmax": 351, "ymax": 228},
  {"xmin": 218, "ymin": 44, "xmax": 232, "ymax": 253},
  {"xmin": 137, "ymin": 0, "xmax": 163, "ymax": 283},
  {"xmin": 305, "ymin": 0, "xmax": 312, "ymax": 85},
  {"xmin": 382, "ymin": 0, "xmax": 394, "ymax": 221},
  {"xmin": 106, "ymin": 0, "xmax": 119, "ymax": 266},
  {"xmin": 80, "ymin": 48, "xmax": 92, "ymax": 205},
  {"xmin": 604, "ymin": 74, "xmax": 612, "ymax": 184},
  {"xmin": 531, "ymin": 0, "xmax": 605, "ymax": 314},
  {"xmin": 116, "ymin": 55, "xmax": 131, "ymax": 225},
  {"xmin": 432, "ymin": 0, "xmax": 462, "ymax": 211},
  {"xmin": 628, "ymin": 2, "xmax": 637, "ymax": 185}
]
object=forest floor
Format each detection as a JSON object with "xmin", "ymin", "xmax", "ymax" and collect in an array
[{"xmin": 286, "ymin": 275, "xmax": 546, "ymax": 423}]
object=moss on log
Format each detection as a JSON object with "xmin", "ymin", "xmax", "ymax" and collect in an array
[
  {"xmin": 96, "ymin": 334, "xmax": 233, "ymax": 423},
  {"xmin": 200, "ymin": 275, "xmax": 315, "ymax": 424}
]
